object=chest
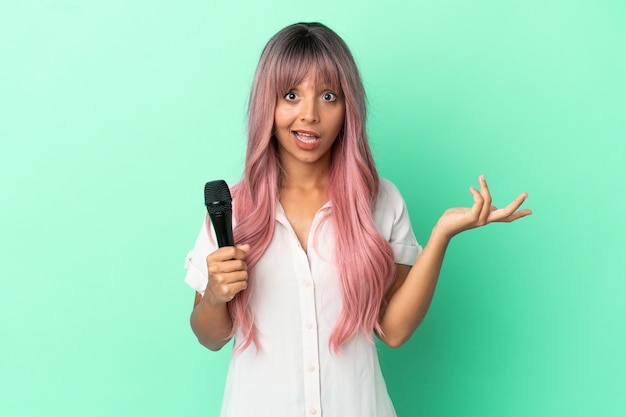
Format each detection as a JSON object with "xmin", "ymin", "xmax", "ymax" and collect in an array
[
  {"xmin": 249, "ymin": 210, "xmax": 341, "ymax": 336},
  {"xmin": 279, "ymin": 191, "xmax": 328, "ymax": 253}
]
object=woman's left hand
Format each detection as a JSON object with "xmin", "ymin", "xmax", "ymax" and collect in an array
[{"xmin": 434, "ymin": 175, "xmax": 532, "ymax": 240}]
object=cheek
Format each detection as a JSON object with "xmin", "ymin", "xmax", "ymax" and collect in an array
[
  {"xmin": 332, "ymin": 109, "xmax": 346, "ymax": 133},
  {"xmin": 274, "ymin": 108, "xmax": 293, "ymax": 129}
]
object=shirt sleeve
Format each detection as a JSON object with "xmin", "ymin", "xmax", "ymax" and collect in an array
[
  {"xmin": 373, "ymin": 179, "xmax": 422, "ymax": 266},
  {"xmin": 183, "ymin": 215, "xmax": 217, "ymax": 296}
]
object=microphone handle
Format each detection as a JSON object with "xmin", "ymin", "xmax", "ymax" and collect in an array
[{"xmin": 209, "ymin": 211, "xmax": 235, "ymax": 248}]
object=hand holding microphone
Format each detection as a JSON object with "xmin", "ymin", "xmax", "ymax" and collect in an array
[{"xmin": 203, "ymin": 180, "xmax": 249, "ymax": 305}]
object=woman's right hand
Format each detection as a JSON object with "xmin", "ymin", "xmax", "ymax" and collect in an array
[{"xmin": 204, "ymin": 244, "xmax": 251, "ymax": 306}]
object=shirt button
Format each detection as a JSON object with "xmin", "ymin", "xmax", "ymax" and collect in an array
[
  {"xmin": 306, "ymin": 322, "xmax": 313, "ymax": 329},
  {"xmin": 304, "ymin": 280, "xmax": 311, "ymax": 287},
  {"xmin": 309, "ymin": 407, "xmax": 318, "ymax": 415},
  {"xmin": 308, "ymin": 364, "xmax": 316, "ymax": 372}
]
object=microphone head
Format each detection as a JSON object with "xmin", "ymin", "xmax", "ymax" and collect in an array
[{"xmin": 204, "ymin": 180, "xmax": 232, "ymax": 215}]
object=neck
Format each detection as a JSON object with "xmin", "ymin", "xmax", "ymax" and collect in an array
[{"xmin": 279, "ymin": 156, "xmax": 331, "ymax": 192}]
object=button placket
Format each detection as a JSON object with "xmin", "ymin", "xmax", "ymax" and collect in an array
[
  {"xmin": 298, "ymin": 256, "xmax": 321, "ymax": 416},
  {"xmin": 296, "ymin": 220, "xmax": 322, "ymax": 416},
  {"xmin": 280, "ymin": 202, "xmax": 327, "ymax": 416}
]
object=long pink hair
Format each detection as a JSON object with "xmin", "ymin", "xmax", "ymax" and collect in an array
[{"xmin": 229, "ymin": 22, "xmax": 396, "ymax": 353}]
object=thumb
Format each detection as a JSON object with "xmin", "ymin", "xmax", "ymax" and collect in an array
[{"xmin": 236, "ymin": 243, "xmax": 251, "ymax": 254}]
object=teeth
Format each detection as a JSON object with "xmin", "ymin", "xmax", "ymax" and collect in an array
[{"xmin": 295, "ymin": 132, "xmax": 319, "ymax": 144}]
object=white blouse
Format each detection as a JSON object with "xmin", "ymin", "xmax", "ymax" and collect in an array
[{"xmin": 184, "ymin": 179, "xmax": 422, "ymax": 417}]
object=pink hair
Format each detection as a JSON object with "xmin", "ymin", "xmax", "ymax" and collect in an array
[{"xmin": 228, "ymin": 22, "xmax": 396, "ymax": 353}]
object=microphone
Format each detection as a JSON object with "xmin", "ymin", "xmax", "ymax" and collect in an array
[{"xmin": 204, "ymin": 180, "xmax": 235, "ymax": 248}]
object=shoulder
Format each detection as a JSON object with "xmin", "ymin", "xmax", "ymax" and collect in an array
[
  {"xmin": 375, "ymin": 178, "xmax": 406, "ymax": 211},
  {"xmin": 372, "ymin": 178, "xmax": 409, "ymax": 230},
  {"xmin": 374, "ymin": 178, "xmax": 421, "ymax": 262},
  {"xmin": 379, "ymin": 177, "xmax": 402, "ymax": 195}
]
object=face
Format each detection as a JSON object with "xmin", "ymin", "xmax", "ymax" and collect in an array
[{"xmin": 273, "ymin": 69, "xmax": 345, "ymax": 172}]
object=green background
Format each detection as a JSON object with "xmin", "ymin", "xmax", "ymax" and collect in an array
[{"xmin": 2, "ymin": 0, "xmax": 625, "ymax": 416}]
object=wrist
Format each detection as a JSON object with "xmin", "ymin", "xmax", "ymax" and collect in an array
[
  {"xmin": 430, "ymin": 222, "xmax": 454, "ymax": 246},
  {"xmin": 200, "ymin": 290, "xmax": 228, "ymax": 310}
]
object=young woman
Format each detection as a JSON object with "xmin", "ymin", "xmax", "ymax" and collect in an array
[{"xmin": 184, "ymin": 22, "xmax": 531, "ymax": 417}]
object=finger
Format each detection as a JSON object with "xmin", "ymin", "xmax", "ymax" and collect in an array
[
  {"xmin": 208, "ymin": 244, "xmax": 250, "ymax": 263},
  {"xmin": 488, "ymin": 192, "xmax": 531, "ymax": 222},
  {"xmin": 504, "ymin": 209, "xmax": 533, "ymax": 222},
  {"xmin": 216, "ymin": 269, "xmax": 249, "ymax": 284},
  {"xmin": 208, "ymin": 259, "xmax": 248, "ymax": 280},
  {"xmin": 207, "ymin": 246, "xmax": 237, "ymax": 263},
  {"xmin": 209, "ymin": 276, "xmax": 249, "ymax": 303},
  {"xmin": 468, "ymin": 185, "xmax": 483, "ymax": 222},
  {"xmin": 209, "ymin": 269, "xmax": 249, "ymax": 287},
  {"xmin": 223, "ymin": 280, "xmax": 249, "ymax": 301},
  {"xmin": 478, "ymin": 175, "xmax": 492, "ymax": 225},
  {"xmin": 236, "ymin": 243, "xmax": 251, "ymax": 254},
  {"xmin": 230, "ymin": 243, "xmax": 251, "ymax": 260},
  {"xmin": 230, "ymin": 280, "xmax": 248, "ymax": 296},
  {"xmin": 210, "ymin": 258, "xmax": 248, "ymax": 274},
  {"xmin": 490, "ymin": 209, "xmax": 532, "ymax": 223}
]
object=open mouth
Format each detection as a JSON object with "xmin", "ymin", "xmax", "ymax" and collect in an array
[{"xmin": 293, "ymin": 131, "xmax": 320, "ymax": 144}]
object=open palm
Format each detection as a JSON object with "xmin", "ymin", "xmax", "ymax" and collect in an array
[{"xmin": 436, "ymin": 175, "xmax": 532, "ymax": 239}]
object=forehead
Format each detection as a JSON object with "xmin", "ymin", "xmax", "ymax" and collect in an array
[
  {"xmin": 273, "ymin": 53, "xmax": 341, "ymax": 94},
  {"xmin": 289, "ymin": 69, "xmax": 336, "ymax": 89}
]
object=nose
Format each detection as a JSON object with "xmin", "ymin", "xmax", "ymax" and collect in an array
[{"xmin": 300, "ymin": 96, "xmax": 319, "ymax": 123}]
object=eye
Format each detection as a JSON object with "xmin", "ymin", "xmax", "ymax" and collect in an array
[
  {"xmin": 322, "ymin": 92, "xmax": 337, "ymax": 102},
  {"xmin": 284, "ymin": 91, "xmax": 297, "ymax": 101}
]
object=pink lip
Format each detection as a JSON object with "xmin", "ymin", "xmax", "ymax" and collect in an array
[
  {"xmin": 291, "ymin": 130, "xmax": 321, "ymax": 150},
  {"xmin": 292, "ymin": 129, "xmax": 320, "ymax": 137}
]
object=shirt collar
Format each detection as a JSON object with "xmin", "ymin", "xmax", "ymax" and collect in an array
[{"xmin": 275, "ymin": 200, "xmax": 332, "ymax": 227}]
